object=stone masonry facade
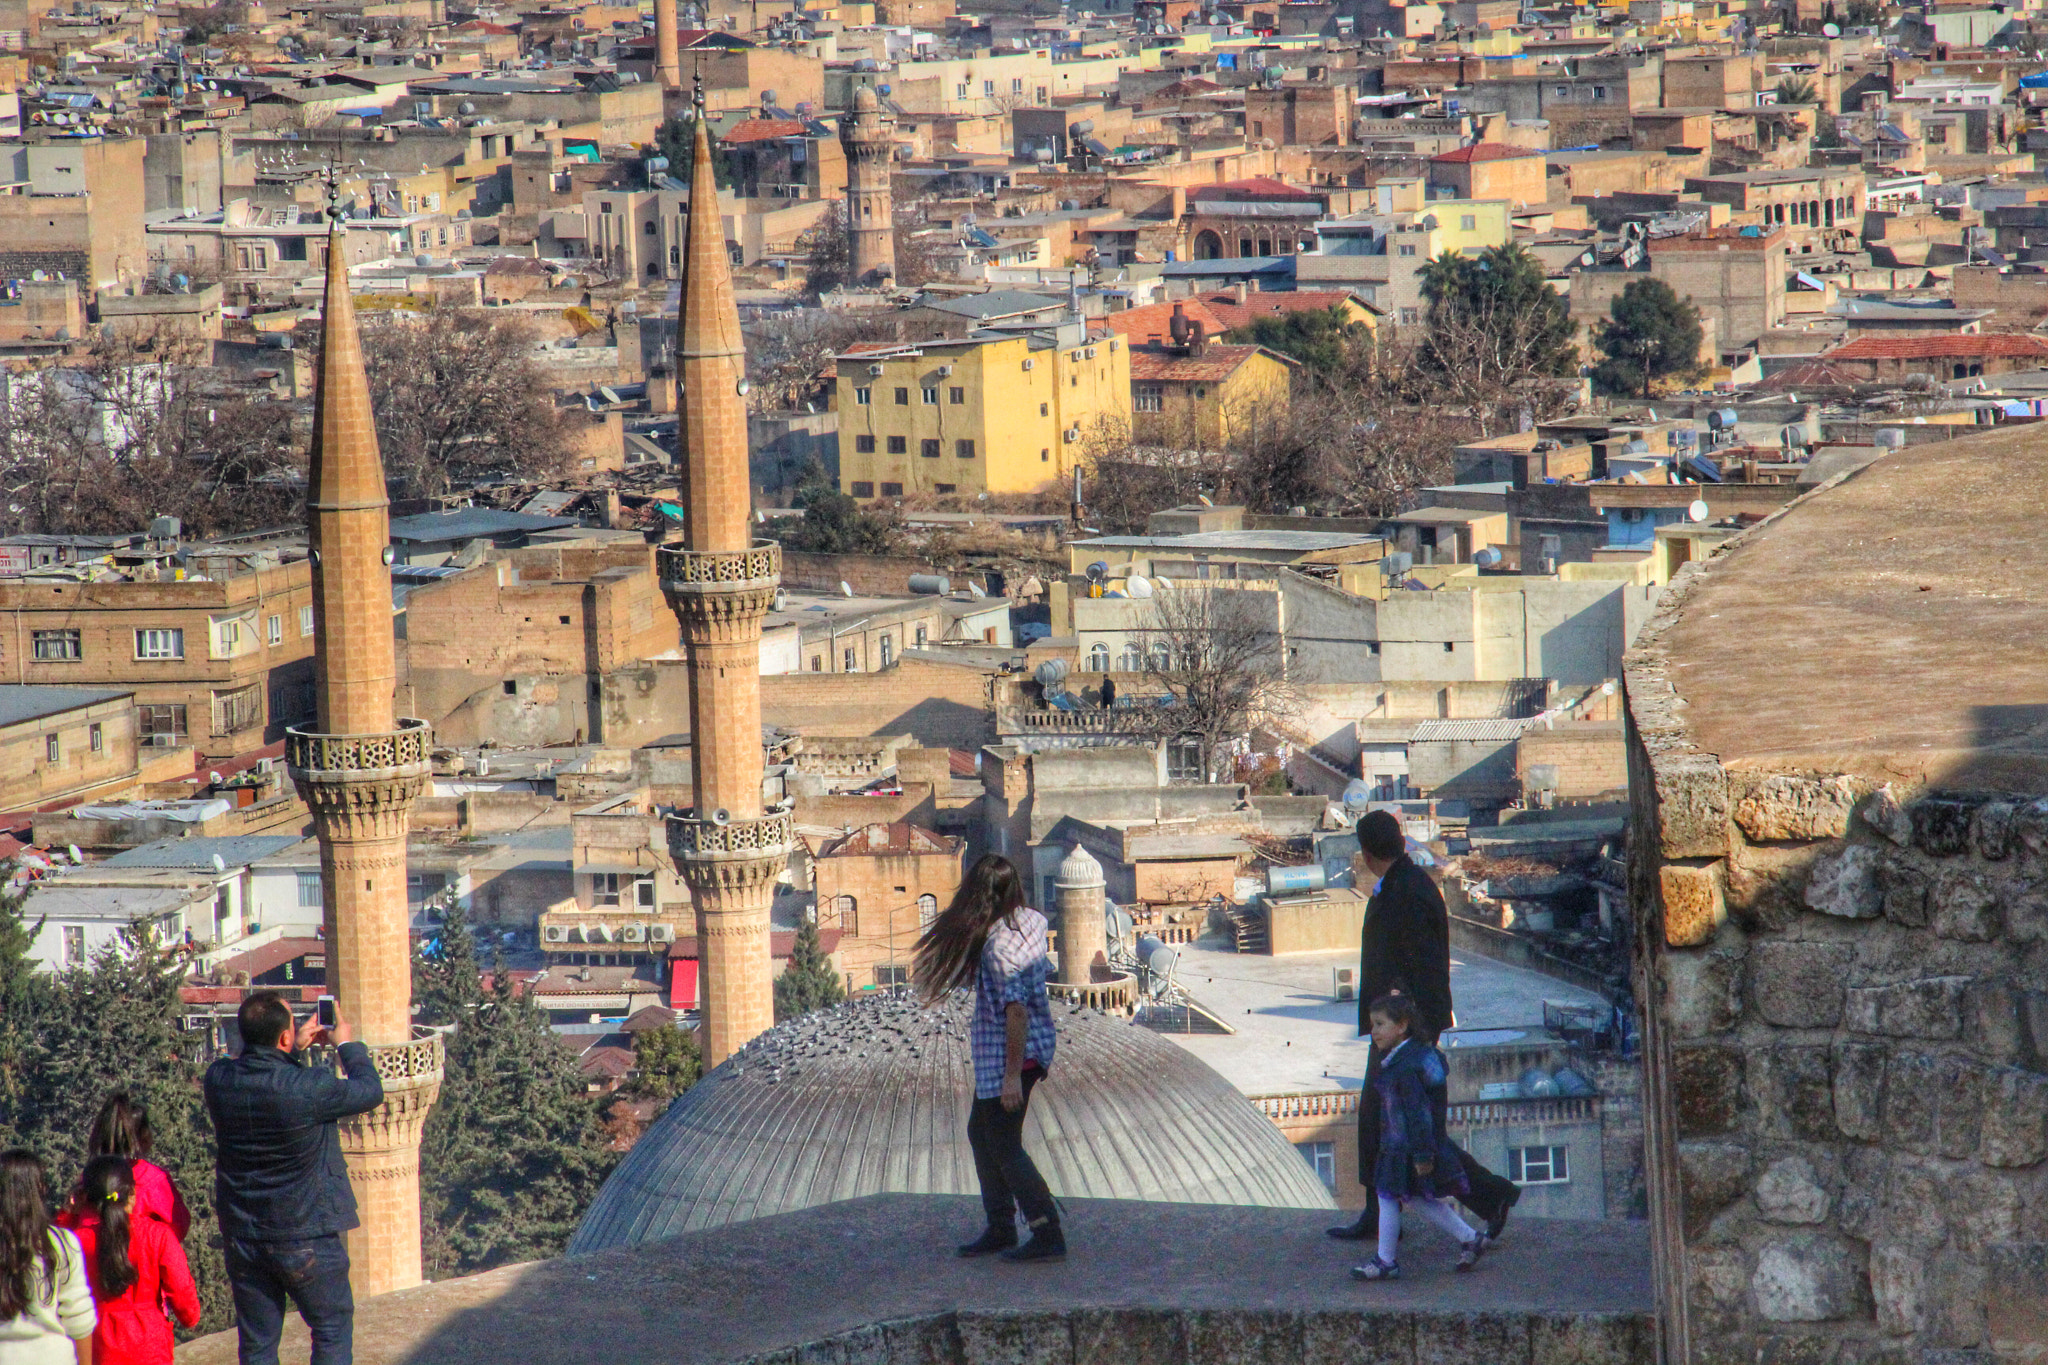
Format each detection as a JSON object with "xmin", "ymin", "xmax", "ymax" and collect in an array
[{"xmin": 1627, "ymin": 571, "xmax": 2048, "ymax": 1363}]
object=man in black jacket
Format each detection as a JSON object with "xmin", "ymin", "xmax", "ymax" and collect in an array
[
  {"xmin": 206, "ymin": 991, "xmax": 384, "ymax": 1365},
  {"xmin": 1326, "ymin": 811, "xmax": 1521, "ymax": 1244}
]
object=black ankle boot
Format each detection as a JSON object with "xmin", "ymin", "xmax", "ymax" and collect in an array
[
  {"xmin": 1001, "ymin": 1219, "xmax": 1065, "ymax": 1263},
  {"xmin": 957, "ymin": 1224, "xmax": 1019, "ymax": 1257}
]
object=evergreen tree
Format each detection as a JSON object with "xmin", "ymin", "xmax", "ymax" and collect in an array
[
  {"xmin": 1225, "ymin": 305, "xmax": 1371, "ymax": 377},
  {"xmin": 414, "ymin": 908, "xmax": 618, "ymax": 1280},
  {"xmin": 773, "ymin": 915, "xmax": 845, "ymax": 1022},
  {"xmin": 1592, "ymin": 278, "xmax": 1706, "ymax": 397},
  {"xmin": 628, "ymin": 1025, "xmax": 702, "ymax": 1107},
  {"xmin": 766, "ymin": 463, "xmax": 896, "ymax": 554},
  {"xmin": 1418, "ymin": 244, "xmax": 1578, "ymax": 404}
]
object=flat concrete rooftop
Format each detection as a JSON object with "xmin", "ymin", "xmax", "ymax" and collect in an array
[
  {"xmin": 1650, "ymin": 427, "xmax": 2048, "ymax": 789},
  {"xmin": 176, "ymin": 1195, "xmax": 1652, "ymax": 1365}
]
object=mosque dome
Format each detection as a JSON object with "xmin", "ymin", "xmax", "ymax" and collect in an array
[
  {"xmin": 569, "ymin": 993, "xmax": 1334, "ymax": 1252},
  {"xmin": 1056, "ymin": 843, "xmax": 1104, "ymax": 888}
]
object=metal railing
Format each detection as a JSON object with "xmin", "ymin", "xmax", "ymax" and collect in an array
[
  {"xmin": 657, "ymin": 539, "xmax": 780, "ymax": 588},
  {"xmin": 285, "ymin": 718, "xmax": 431, "ymax": 774}
]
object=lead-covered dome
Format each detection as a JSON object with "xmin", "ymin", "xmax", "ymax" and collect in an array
[{"xmin": 569, "ymin": 993, "xmax": 1334, "ymax": 1252}]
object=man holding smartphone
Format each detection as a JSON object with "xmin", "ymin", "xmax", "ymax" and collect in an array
[{"xmin": 205, "ymin": 990, "xmax": 383, "ymax": 1365}]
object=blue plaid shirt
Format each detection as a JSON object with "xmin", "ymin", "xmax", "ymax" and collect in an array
[{"xmin": 970, "ymin": 907, "xmax": 1056, "ymax": 1099}]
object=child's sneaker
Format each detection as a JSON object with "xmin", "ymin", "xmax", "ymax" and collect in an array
[
  {"xmin": 1350, "ymin": 1256, "xmax": 1400, "ymax": 1281},
  {"xmin": 1455, "ymin": 1234, "xmax": 1489, "ymax": 1272}
]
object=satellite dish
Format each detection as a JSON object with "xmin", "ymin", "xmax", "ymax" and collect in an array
[
  {"xmin": 967, "ymin": 581, "xmax": 987, "ymax": 599},
  {"xmin": 1342, "ymin": 778, "xmax": 1373, "ymax": 811},
  {"xmin": 211, "ymin": 854, "xmax": 227, "ymax": 873},
  {"xmin": 1823, "ymin": 21, "xmax": 1839, "ymax": 35},
  {"xmin": 1126, "ymin": 574, "xmax": 1153, "ymax": 598},
  {"xmin": 1105, "ymin": 900, "xmax": 1133, "ymax": 944},
  {"xmin": 1197, "ymin": 494, "xmax": 1214, "ymax": 506},
  {"xmin": 1146, "ymin": 943, "xmax": 1178, "ymax": 997},
  {"xmin": 1687, "ymin": 499, "xmax": 1710, "ymax": 523},
  {"xmin": 67, "ymin": 845, "xmax": 82, "ymax": 864},
  {"xmin": 840, "ymin": 581, "xmax": 854, "ymax": 597}
]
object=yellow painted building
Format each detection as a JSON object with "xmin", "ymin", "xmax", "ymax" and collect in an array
[
  {"xmin": 835, "ymin": 330, "xmax": 1132, "ymax": 499},
  {"xmin": 1128, "ymin": 342, "xmax": 1297, "ymax": 449}
]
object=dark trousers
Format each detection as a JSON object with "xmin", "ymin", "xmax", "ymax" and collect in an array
[
  {"xmin": 225, "ymin": 1233, "xmax": 355, "ymax": 1365},
  {"xmin": 1356, "ymin": 1045, "xmax": 1518, "ymax": 1227},
  {"xmin": 967, "ymin": 1066, "xmax": 1058, "ymax": 1230}
]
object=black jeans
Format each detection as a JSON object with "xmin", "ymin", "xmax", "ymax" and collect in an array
[
  {"xmin": 967, "ymin": 1065, "xmax": 1058, "ymax": 1230},
  {"xmin": 1355, "ymin": 1045, "xmax": 1518, "ymax": 1227},
  {"xmin": 226, "ymin": 1233, "xmax": 354, "ymax": 1365}
]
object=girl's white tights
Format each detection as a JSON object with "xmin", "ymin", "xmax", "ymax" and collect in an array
[{"xmin": 1377, "ymin": 1192, "xmax": 1477, "ymax": 1265}]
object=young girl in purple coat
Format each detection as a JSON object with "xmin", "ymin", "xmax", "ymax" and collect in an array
[{"xmin": 1350, "ymin": 994, "xmax": 1488, "ymax": 1281}]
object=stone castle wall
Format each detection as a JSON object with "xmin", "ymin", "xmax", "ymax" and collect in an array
[{"xmin": 1627, "ymin": 571, "xmax": 2048, "ymax": 1361}]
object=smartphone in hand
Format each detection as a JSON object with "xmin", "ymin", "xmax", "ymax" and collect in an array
[{"xmin": 317, "ymin": 995, "xmax": 338, "ymax": 1029}]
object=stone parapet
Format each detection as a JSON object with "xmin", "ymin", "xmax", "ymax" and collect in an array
[
  {"xmin": 669, "ymin": 806, "xmax": 792, "ymax": 896},
  {"xmin": 659, "ymin": 540, "xmax": 780, "ymax": 638},
  {"xmin": 1046, "ymin": 975, "xmax": 1136, "ymax": 1012}
]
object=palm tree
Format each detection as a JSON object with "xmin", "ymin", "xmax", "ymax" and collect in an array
[{"xmin": 1775, "ymin": 77, "xmax": 1817, "ymax": 106}]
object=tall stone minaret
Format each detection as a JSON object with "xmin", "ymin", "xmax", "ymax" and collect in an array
[
  {"xmin": 289, "ymin": 194, "xmax": 439, "ymax": 1297},
  {"xmin": 660, "ymin": 86, "xmax": 787, "ymax": 1067},
  {"xmin": 839, "ymin": 86, "xmax": 896, "ymax": 285},
  {"xmin": 653, "ymin": 0, "xmax": 680, "ymax": 92}
]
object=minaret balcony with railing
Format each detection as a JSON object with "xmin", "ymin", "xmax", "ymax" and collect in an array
[
  {"xmin": 657, "ymin": 540, "xmax": 781, "ymax": 634},
  {"xmin": 667, "ymin": 803, "xmax": 794, "ymax": 894},
  {"xmin": 285, "ymin": 717, "xmax": 433, "ymax": 830}
]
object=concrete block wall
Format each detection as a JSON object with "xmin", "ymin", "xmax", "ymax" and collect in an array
[{"xmin": 1517, "ymin": 723, "xmax": 1629, "ymax": 802}]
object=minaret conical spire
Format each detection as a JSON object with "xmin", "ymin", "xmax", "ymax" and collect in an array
[
  {"xmin": 679, "ymin": 83, "xmax": 748, "ymax": 556},
  {"xmin": 308, "ymin": 192, "xmax": 397, "ymax": 738}
]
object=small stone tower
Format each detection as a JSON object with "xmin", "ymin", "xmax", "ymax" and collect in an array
[
  {"xmin": 838, "ymin": 86, "xmax": 896, "ymax": 285},
  {"xmin": 658, "ymin": 90, "xmax": 790, "ymax": 1067},
  {"xmin": 653, "ymin": 0, "xmax": 680, "ymax": 92},
  {"xmin": 289, "ymin": 199, "xmax": 440, "ymax": 1295},
  {"xmin": 1054, "ymin": 844, "xmax": 1108, "ymax": 987}
]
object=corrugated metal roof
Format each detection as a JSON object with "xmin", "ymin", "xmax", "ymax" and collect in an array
[
  {"xmin": 0, "ymin": 685, "xmax": 132, "ymax": 728},
  {"xmin": 1409, "ymin": 718, "xmax": 1537, "ymax": 743},
  {"xmin": 104, "ymin": 834, "xmax": 307, "ymax": 869}
]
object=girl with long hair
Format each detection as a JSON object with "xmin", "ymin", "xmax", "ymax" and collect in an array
[
  {"xmin": 0, "ymin": 1150, "xmax": 96, "ymax": 1365},
  {"xmin": 55, "ymin": 1157, "xmax": 200, "ymax": 1365},
  {"xmin": 912, "ymin": 853, "xmax": 1063, "ymax": 1263},
  {"xmin": 85, "ymin": 1095, "xmax": 188, "ymax": 1242}
]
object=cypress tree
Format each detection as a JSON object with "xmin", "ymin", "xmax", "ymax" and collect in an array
[{"xmin": 773, "ymin": 914, "xmax": 846, "ymax": 1022}]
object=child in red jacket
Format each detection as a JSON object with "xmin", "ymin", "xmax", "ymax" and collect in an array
[{"xmin": 56, "ymin": 1156, "xmax": 200, "ymax": 1365}]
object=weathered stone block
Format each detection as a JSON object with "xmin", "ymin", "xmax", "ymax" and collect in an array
[
  {"xmin": 2015, "ymin": 797, "xmax": 2048, "ymax": 857},
  {"xmin": 1883, "ymin": 1052, "xmax": 1941, "ymax": 1157},
  {"xmin": 1527, "ymin": 1314, "xmax": 1652, "ymax": 1365},
  {"xmin": 1805, "ymin": 843, "xmax": 1883, "ymax": 920},
  {"xmin": 1911, "ymin": 795, "xmax": 1981, "ymax": 855},
  {"xmin": 1988, "ymin": 1244, "xmax": 2048, "ymax": 1364},
  {"xmin": 1414, "ymin": 1314, "xmax": 1528, "ymax": 1365},
  {"xmin": 956, "ymin": 1313, "xmax": 1071, "ymax": 1365},
  {"xmin": 1865, "ymin": 785, "xmax": 1914, "ymax": 845},
  {"xmin": 1728, "ymin": 839, "xmax": 1818, "ymax": 933},
  {"xmin": 1752, "ymin": 1337, "xmax": 1835, "ymax": 1365},
  {"xmin": 1976, "ymin": 800, "xmax": 2016, "ymax": 860},
  {"xmin": 1689, "ymin": 1245, "xmax": 1751, "ymax": 1311},
  {"xmin": 1870, "ymin": 1242, "xmax": 1926, "ymax": 1338},
  {"xmin": 1667, "ymin": 939, "xmax": 1746, "ymax": 1038},
  {"xmin": 1755, "ymin": 1156, "xmax": 1831, "ymax": 1225},
  {"xmin": 1935, "ymin": 1054, "xmax": 1988, "ymax": 1160},
  {"xmin": 1932, "ymin": 871, "xmax": 2001, "ymax": 943},
  {"xmin": 1980, "ymin": 1068, "xmax": 2048, "ymax": 1169},
  {"xmin": 1736, "ymin": 774, "xmax": 1860, "ymax": 842},
  {"xmin": 1751, "ymin": 1235, "xmax": 1867, "ymax": 1322},
  {"xmin": 1673, "ymin": 1044, "xmax": 1745, "ymax": 1137},
  {"xmin": 1752, "ymin": 1045, "xmax": 1838, "ymax": 1141},
  {"xmin": 1834, "ymin": 1042, "xmax": 1888, "ymax": 1142},
  {"xmin": 1751, "ymin": 940, "xmax": 1856, "ymax": 1029},
  {"xmin": 882, "ymin": 1316, "xmax": 963, "ymax": 1365},
  {"xmin": 1679, "ymin": 1140, "xmax": 1750, "ymax": 1239},
  {"xmin": 1964, "ymin": 977, "xmax": 2038, "ymax": 1070},
  {"xmin": 1654, "ymin": 750, "xmax": 1731, "ymax": 861},
  {"xmin": 2002, "ymin": 880, "xmax": 2048, "ymax": 944},
  {"xmin": 796, "ymin": 1338, "xmax": 846, "ymax": 1365},
  {"xmin": 1844, "ymin": 977, "xmax": 1971, "ymax": 1040},
  {"xmin": 1834, "ymin": 1147, "xmax": 1888, "ymax": 1243},
  {"xmin": 1184, "ymin": 1310, "xmax": 1301, "ymax": 1365},
  {"xmin": 1071, "ymin": 1310, "xmax": 1181, "ymax": 1365},
  {"xmin": 1880, "ymin": 852, "xmax": 1933, "ymax": 928},
  {"xmin": 1918, "ymin": 1353, "xmax": 1993, "ymax": 1365},
  {"xmin": 1300, "ymin": 1310, "xmax": 1413, "ymax": 1365},
  {"xmin": 835, "ymin": 1324, "xmax": 889, "ymax": 1365},
  {"xmin": 1663, "ymin": 862, "xmax": 1726, "ymax": 948}
]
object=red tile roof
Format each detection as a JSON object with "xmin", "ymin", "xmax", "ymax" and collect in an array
[
  {"xmin": 1128, "ymin": 342, "xmax": 1270, "ymax": 382},
  {"xmin": 1189, "ymin": 176, "xmax": 1319, "ymax": 201},
  {"xmin": 1828, "ymin": 333, "xmax": 2048, "ymax": 361},
  {"xmin": 210, "ymin": 936, "xmax": 325, "ymax": 981},
  {"xmin": 722, "ymin": 118, "xmax": 805, "ymax": 144},
  {"xmin": 1103, "ymin": 297, "xmax": 1232, "ymax": 344},
  {"xmin": 1196, "ymin": 288, "xmax": 1371, "ymax": 332},
  {"xmin": 1431, "ymin": 141, "xmax": 1542, "ymax": 164}
]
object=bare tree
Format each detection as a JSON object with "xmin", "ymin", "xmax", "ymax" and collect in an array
[
  {"xmin": 1126, "ymin": 584, "xmax": 1302, "ymax": 784},
  {"xmin": 355, "ymin": 310, "xmax": 574, "ymax": 500},
  {"xmin": 743, "ymin": 310, "xmax": 898, "ymax": 414}
]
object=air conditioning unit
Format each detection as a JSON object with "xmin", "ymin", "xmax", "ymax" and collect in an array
[
  {"xmin": 1107, "ymin": 338, "xmax": 1119, "ymax": 351},
  {"xmin": 867, "ymin": 363, "xmax": 885, "ymax": 376},
  {"xmin": 1333, "ymin": 966, "xmax": 1356, "ymax": 1002},
  {"xmin": 1084, "ymin": 346, "xmax": 1098, "ymax": 358},
  {"xmin": 622, "ymin": 923, "xmax": 647, "ymax": 943},
  {"xmin": 544, "ymin": 925, "xmax": 568, "ymax": 943},
  {"xmin": 1063, "ymin": 427, "xmax": 1080, "ymax": 444},
  {"xmin": 649, "ymin": 924, "xmax": 675, "ymax": 943},
  {"xmin": 937, "ymin": 363, "xmax": 955, "ymax": 376},
  {"xmin": 1021, "ymin": 358, "xmax": 1035, "ymax": 370}
]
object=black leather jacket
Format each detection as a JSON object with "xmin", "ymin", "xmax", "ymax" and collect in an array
[{"xmin": 205, "ymin": 1041, "xmax": 384, "ymax": 1242}]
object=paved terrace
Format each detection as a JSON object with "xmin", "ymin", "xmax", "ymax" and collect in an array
[{"xmin": 178, "ymin": 1194, "xmax": 1652, "ymax": 1365}]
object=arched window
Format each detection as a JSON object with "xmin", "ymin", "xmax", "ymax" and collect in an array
[
  {"xmin": 834, "ymin": 894, "xmax": 858, "ymax": 937},
  {"xmin": 1087, "ymin": 642, "xmax": 1110, "ymax": 672},
  {"xmin": 918, "ymin": 894, "xmax": 938, "ymax": 929},
  {"xmin": 1120, "ymin": 643, "xmax": 1143, "ymax": 672},
  {"xmin": 1151, "ymin": 641, "xmax": 1172, "ymax": 672},
  {"xmin": 1194, "ymin": 229, "xmax": 1223, "ymax": 260}
]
